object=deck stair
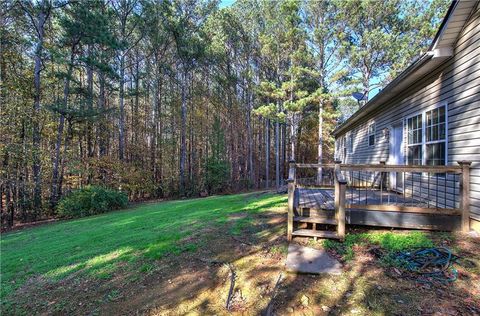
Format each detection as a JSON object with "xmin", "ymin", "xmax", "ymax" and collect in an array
[
  {"xmin": 287, "ymin": 161, "xmax": 347, "ymax": 242},
  {"xmin": 292, "ymin": 229, "xmax": 340, "ymax": 239},
  {"xmin": 291, "ymin": 207, "xmax": 341, "ymax": 240},
  {"xmin": 293, "ymin": 216, "xmax": 336, "ymax": 225}
]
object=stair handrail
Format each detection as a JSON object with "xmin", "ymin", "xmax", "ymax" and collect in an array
[
  {"xmin": 287, "ymin": 160, "xmax": 296, "ymax": 241},
  {"xmin": 334, "ymin": 161, "xmax": 346, "ymax": 240},
  {"xmin": 458, "ymin": 161, "xmax": 472, "ymax": 232}
]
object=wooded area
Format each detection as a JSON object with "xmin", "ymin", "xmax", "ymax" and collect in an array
[{"xmin": 0, "ymin": 0, "xmax": 448, "ymax": 227}]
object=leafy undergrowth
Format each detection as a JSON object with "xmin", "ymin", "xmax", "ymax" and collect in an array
[{"xmin": 57, "ymin": 186, "xmax": 128, "ymax": 218}]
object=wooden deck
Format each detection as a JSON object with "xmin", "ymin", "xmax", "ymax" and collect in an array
[
  {"xmin": 287, "ymin": 161, "xmax": 471, "ymax": 241},
  {"xmin": 295, "ymin": 188, "xmax": 335, "ymax": 210},
  {"xmin": 295, "ymin": 187, "xmax": 434, "ymax": 211},
  {"xmin": 294, "ymin": 187, "xmax": 461, "ymax": 231}
]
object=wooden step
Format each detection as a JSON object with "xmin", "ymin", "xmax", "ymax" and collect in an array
[
  {"xmin": 294, "ymin": 216, "xmax": 337, "ymax": 225},
  {"xmin": 291, "ymin": 229, "xmax": 340, "ymax": 239},
  {"xmin": 298, "ymin": 208, "xmax": 335, "ymax": 219}
]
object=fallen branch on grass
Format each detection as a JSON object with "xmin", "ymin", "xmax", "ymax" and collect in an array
[
  {"xmin": 225, "ymin": 263, "xmax": 236, "ymax": 310},
  {"xmin": 198, "ymin": 258, "xmax": 225, "ymax": 265},
  {"xmin": 198, "ymin": 258, "xmax": 236, "ymax": 311},
  {"xmin": 263, "ymin": 272, "xmax": 284, "ymax": 316},
  {"xmin": 231, "ymin": 235, "xmax": 254, "ymax": 246}
]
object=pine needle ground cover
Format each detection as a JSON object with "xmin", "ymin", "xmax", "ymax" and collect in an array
[{"xmin": 1, "ymin": 192, "xmax": 480, "ymax": 315}]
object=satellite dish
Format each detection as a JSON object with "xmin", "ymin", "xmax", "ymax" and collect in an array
[{"xmin": 352, "ymin": 92, "xmax": 367, "ymax": 101}]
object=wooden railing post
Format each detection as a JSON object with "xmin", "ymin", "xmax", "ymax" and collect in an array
[
  {"xmin": 334, "ymin": 160, "xmax": 346, "ymax": 240},
  {"xmin": 379, "ymin": 161, "xmax": 386, "ymax": 203},
  {"xmin": 287, "ymin": 160, "xmax": 296, "ymax": 241},
  {"xmin": 334, "ymin": 161, "xmax": 340, "ymax": 215},
  {"xmin": 458, "ymin": 161, "xmax": 472, "ymax": 232}
]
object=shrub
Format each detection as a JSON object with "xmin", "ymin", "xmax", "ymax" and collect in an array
[{"xmin": 57, "ymin": 186, "xmax": 128, "ymax": 218}]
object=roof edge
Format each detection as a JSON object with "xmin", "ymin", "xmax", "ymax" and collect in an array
[
  {"xmin": 333, "ymin": 1, "xmax": 459, "ymax": 137},
  {"xmin": 332, "ymin": 52, "xmax": 433, "ymax": 136},
  {"xmin": 429, "ymin": 1, "xmax": 459, "ymax": 51}
]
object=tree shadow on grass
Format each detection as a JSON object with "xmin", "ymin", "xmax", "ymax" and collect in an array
[
  {"xmin": 1, "ymin": 193, "xmax": 288, "ymax": 315},
  {"xmin": 4, "ymin": 194, "xmax": 479, "ymax": 315}
]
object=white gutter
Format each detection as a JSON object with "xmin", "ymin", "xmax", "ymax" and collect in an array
[
  {"xmin": 333, "ymin": 1, "xmax": 459, "ymax": 137},
  {"xmin": 333, "ymin": 52, "xmax": 433, "ymax": 136}
]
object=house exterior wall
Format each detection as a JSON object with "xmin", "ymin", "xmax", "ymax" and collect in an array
[{"xmin": 335, "ymin": 4, "xmax": 480, "ymax": 220}]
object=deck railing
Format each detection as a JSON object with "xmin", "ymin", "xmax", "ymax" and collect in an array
[
  {"xmin": 334, "ymin": 163, "xmax": 347, "ymax": 239},
  {"xmin": 287, "ymin": 160, "xmax": 472, "ymax": 235},
  {"xmin": 294, "ymin": 163, "xmax": 336, "ymax": 187}
]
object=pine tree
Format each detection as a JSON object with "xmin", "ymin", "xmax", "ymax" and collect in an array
[{"xmin": 205, "ymin": 117, "xmax": 230, "ymax": 194}]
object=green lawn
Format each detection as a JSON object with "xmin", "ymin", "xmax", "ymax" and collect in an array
[{"xmin": 0, "ymin": 192, "xmax": 286, "ymax": 304}]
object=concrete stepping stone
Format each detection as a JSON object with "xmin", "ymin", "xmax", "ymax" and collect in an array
[{"xmin": 285, "ymin": 243, "xmax": 342, "ymax": 275}]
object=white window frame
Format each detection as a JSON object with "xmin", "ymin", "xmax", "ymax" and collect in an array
[
  {"xmin": 347, "ymin": 131, "xmax": 354, "ymax": 154},
  {"xmin": 335, "ymin": 138, "xmax": 341, "ymax": 160},
  {"xmin": 368, "ymin": 122, "xmax": 375, "ymax": 147},
  {"xmin": 406, "ymin": 113, "xmax": 423, "ymax": 165},
  {"xmin": 404, "ymin": 103, "xmax": 448, "ymax": 166},
  {"xmin": 425, "ymin": 105, "xmax": 448, "ymax": 166}
]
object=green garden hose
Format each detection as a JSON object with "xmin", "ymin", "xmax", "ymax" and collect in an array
[{"xmin": 394, "ymin": 247, "xmax": 459, "ymax": 283}]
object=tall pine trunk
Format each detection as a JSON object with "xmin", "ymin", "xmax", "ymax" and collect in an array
[
  {"xmin": 275, "ymin": 119, "xmax": 280, "ymax": 190},
  {"xmin": 98, "ymin": 71, "xmax": 107, "ymax": 157},
  {"xmin": 246, "ymin": 86, "xmax": 254, "ymax": 187},
  {"xmin": 50, "ymin": 49, "xmax": 74, "ymax": 209},
  {"xmin": 118, "ymin": 54, "xmax": 126, "ymax": 161},
  {"xmin": 265, "ymin": 119, "xmax": 270, "ymax": 188},
  {"xmin": 179, "ymin": 68, "xmax": 187, "ymax": 196},
  {"xmin": 317, "ymin": 100, "xmax": 324, "ymax": 185},
  {"xmin": 150, "ymin": 74, "xmax": 159, "ymax": 184},
  {"xmin": 282, "ymin": 122, "xmax": 287, "ymax": 184},
  {"xmin": 31, "ymin": 8, "xmax": 48, "ymax": 218},
  {"xmin": 51, "ymin": 113, "xmax": 65, "ymax": 209},
  {"xmin": 86, "ymin": 44, "xmax": 94, "ymax": 159},
  {"xmin": 58, "ymin": 120, "xmax": 74, "ymax": 199}
]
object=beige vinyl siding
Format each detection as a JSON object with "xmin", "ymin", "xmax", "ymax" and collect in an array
[{"xmin": 336, "ymin": 5, "xmax": 480, "ymax": 219}]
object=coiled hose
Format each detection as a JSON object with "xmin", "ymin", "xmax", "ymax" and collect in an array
[{"xmin": 394, "ymin": 247, "xmax": 459, "ymax": 283}]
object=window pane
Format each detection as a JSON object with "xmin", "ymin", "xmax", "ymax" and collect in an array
[
  {"xmin": 426, "ymin": 143, "xmax": 445, "ymax": 166},
  {"xmin": 408, "ymin": 145, "xmax": 422, "ymax": 165},
  {"xmin": 426, "ymin": 106, "xmax": 446, "ymax": 143},
  {"xmin": 407, "ymin": 114, "xmax": 422, "ymax": 144},
  {"xmin": 368, "ymin": 123, "xmax": 375, "ymax": 146},
  {"xmin": 439, "ymin": 123, "xmax": 445, "ymax": 139}
]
